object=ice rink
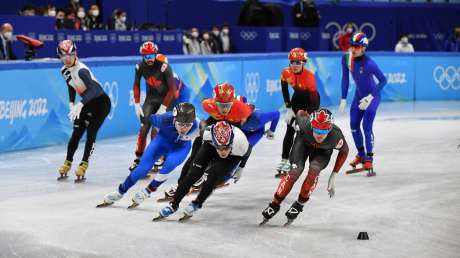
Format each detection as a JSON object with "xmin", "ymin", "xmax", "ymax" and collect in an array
[{"xmin": 0, "ymin": 101, "xmax": 459, "ymax": 258}]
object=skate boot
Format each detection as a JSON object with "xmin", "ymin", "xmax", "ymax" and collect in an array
[
  {"xmin": 129, "ymin": 158, "xmax": 140, "ymax": 172},
  {"xmin": 275, "ymin": 159, "xmax": 290, "ymax": 178},
  {"xmin": 158, "ymin": 184, "xmax": 177, "ymax": 202},
  {"xmin": 128, "ymin": 189, "xmax": 150, "ymax": 209},
  {"xmin": 179, "ymin": 201, "xmax": 201, "ymax": 221},
  {"xmin": 350, "ymin": 155, "xmax": 364, "ymax": 169},
  {"xmin": 57, "ymin": 160, "xmax": 72, "ymax": 180},
  {"xmin": 260, "ymin": 202, "xmax": 280, "ymax": 226},
  {"xmin": 153, "ymin": 204, "xmax": 177, "ymax": 221},
  {"xmin": 96, "ymin": 191, "xmax": 123, "ymax": 208},
  {"xmin": 284, "ymin": 201, "xmax": 304, "ymax": 226},
  {"xmin": 363, "ymin": 158, "xmax": 375, "ymax": 177},
  {"xmin": 74, "ymin": 161, "xmax": 88, "ymax": 183}
]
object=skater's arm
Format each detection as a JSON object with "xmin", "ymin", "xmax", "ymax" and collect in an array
[
  {"xmin": 369, "ymin": 60, "xmax": 387, "ymax": 96},
  {"xmin": 258, "ymin": 111, "xmax": 280, "ymax": 132},
  {"xmin": 281, "ymin": 80, "xmax": 291, "ymax": 107},
  {"xmin": 333, "ymin": 139, "xmax": 349, "ymax": 173},
  {"xmin": 133, "ymin": 64, "xmax": 142, "ymax": 104},
  {"xmin": 67, "ymin": 85, "xmax": 76, "ymax": 103},
  {"xmin": 341, "ymin": 55, "xmax": 350, "ymax": 99}
]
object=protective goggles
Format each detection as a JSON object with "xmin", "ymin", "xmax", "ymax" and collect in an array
[
  {"xmin": 216, "ymin": 101, "xmax": 233, "ymax": 110},
  {"xmin": 312, "ymin": 127, "xmax": 330, "ymax": 135},
  {"xmin": 290, "ymin": 60, "xmax": 304, "ymax": 65},
  {"xmin": 175, "ymin": 121, "xmax": 193, "ymax": 128},
  {"xmin": 143, "ymin": 54, "xmax": 156, "ymax": 59},
  {"xmin": 58, "ymin": 53, "xmax": 75, "ymax": 59},
  {"xmin": 216, "ymin": 145, "xmax": 232, "ymax": 151}
]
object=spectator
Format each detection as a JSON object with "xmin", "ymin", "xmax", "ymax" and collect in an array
[
  {"xmin": 183, "ymin": 28, "xmax": 201, "ymax": 55},
  {"xmin": 444, "ymin": 26, "xmax": 460, "ymax": 52},
  {"xmin": 63, "ymin": 10, "xmax": 77, "ymax": 30},
  {"xmin": 210, "ymin": 26, "xmax": 223, "ymax": 53},
  {"xmin": 68, "ymin": 0, "xmax": 80, "ymax": 13},
  {"xmin": 45, "ymin": 4, "xmax": 56, "ymax": 17},
  {"xmin": 220, "ymin": 25, "xmax": 232, "ymax": 53},
  {"xmin": 200, "ymin": 32, "xmax": 214, "ymax": 55},
  {"xmin": 20, "ymin": 5, "xmax": 36, "ymax": 16},
  {"xmin": 56, "ymin": 9, "xmax": 66, "ymax": 29},
  {"xmin": 395, "ymin": 34, "xmax": 414, "ymax": 53},
  {"xmin": 292, "ymin": 0, "xmax": 320, "ymax": 27},
  {"xmin": 85, "ymin": 4, "xmax": 103, "ymax": 30},
  {"xmin": 114, "ymin": 10, "xmax": 128, "ymax": 31},
  {"xmin": 0, "ymin": 23, "xmax": 16, "ymax": 60},
  {"xmin": 76, "ymin": 6, "xmax": 88, "ymax": 30},
  {"xmin": 338, "ymin": 22, "xmax": 354, "ymax": 52}
]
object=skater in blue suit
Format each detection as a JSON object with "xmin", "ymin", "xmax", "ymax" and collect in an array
[
  {"xmin": 97, "ymin": 102, "xmax": 199, "ymax": 208},
  {"xmin": 338, "ymin": 32, "xmax": 387, "ymax": 175}
]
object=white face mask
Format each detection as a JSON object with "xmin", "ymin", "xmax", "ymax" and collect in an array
[
  {"xmin": 212, "ymin": 30, "xmax": 219, "ymax": 36},
  {"xmin": 401, "ymin": 37, "xmax": 408, "ymax": 44},
  {"xmin": 3, "ymin": 32, "xmax": 12, "ymax": 40},
  {"xmin": 48, "ymin": 10, "xmax": 56, "ymax": 16},
  {"xmin": 120, "ymin": 16, "xmax": 127, "ymax": 23},
  {"xmin": 191, "ymin": 31, "xmax": 199, "ymax": 38},
  {"xmin": 91, "ymin": 9, "xmax": 99, "ymax": 17},
  {"xmin": 77, "ymin": 11, "xmax": 85, "ymax": 19},
  {"xmin": 346, "ymin": 28, "xmax": 353, "ymax": 33},
  {"xmin": 203, "ymin": 34, "xmax": 210, "ymax": 40},
  {"xmin": 222, "ymin": 28, "xmax": 229, "ymax": 34}
]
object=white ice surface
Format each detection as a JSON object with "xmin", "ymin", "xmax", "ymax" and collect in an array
[{"xmin": 0, "ymin": 101, "xmax": 459, "ymax": 258}]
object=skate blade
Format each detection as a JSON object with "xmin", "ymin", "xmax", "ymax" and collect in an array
[
  {"xmin": 345, "ymin": 168, "xmax": 367, "ymax": 174},
  {"xmin": 74, "ymin": 177, "xmax": 86, "ymax": 183},
  {"xmin": 178, "ymin": 214, "xmax": 192, "ymax": 222},
  {"xmin": 152, "ymin": 214, "xmax": 166, "ymax": 221},
  {"xmin": 284, "ymin": 219, "xmax": 294, "ymax": 227},
  {"xmin": 259, "ymin": 218, "xmax": 269, "ymax": 226},
  {"xmin": 127, "ymin": 202, "xmax": 139, "ymax": 209},
  {"xmin": 366, "ymin": 170, "xmax": 376, "ymax": 177},
  {"xmin": 214, "ymin": 182, "xmax": 230, "ymax": 190},
  {"xmin": 57, "ymin": 175, "xmax": 68, "ymax": 181},
  {"xmin": 96, "ymin": 202, "xmax": 113, "ymax": 208},
  {"xmin": 157, "ymin": 197, "xmax": 173, "ymax": 203}
]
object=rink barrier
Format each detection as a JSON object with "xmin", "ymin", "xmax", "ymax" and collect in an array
[{"xmin": 0, "ymin": 52, "xmax": 459, "ymax": 153}]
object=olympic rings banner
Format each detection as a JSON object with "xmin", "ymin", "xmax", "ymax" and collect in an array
[{"xmin": 0, "ymin": 52, "xmax": 459, "ymax": 153}]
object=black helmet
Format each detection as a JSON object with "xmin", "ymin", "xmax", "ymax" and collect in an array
[{"xmin": 173, "ymin": 102, "xmax": 196, "ymax": 123}]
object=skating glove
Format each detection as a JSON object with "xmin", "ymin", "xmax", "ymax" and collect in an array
[
  {"xmin": 233, "ymin": 167, "xmax": 244, "ymax": 183},
  {"xmin": 358, "ymin": 94, "xmax": 374, "ymax": 110},
  {"xmin": 134, "ymin": 103, "xmax": 144, "ymax": 121},
  {"xmin": 68, "ymin": 102, "xmax": 84, "ymax": 121},
  {"xmin": 327, "ymin": 172, "xmax": 337, "ymax": 198},
  {"xmin": 265, "ymin": 130, "xmax": 275, "ymax": 140},
  {"xmin": 338, "ymin": 99, "xmax": 347, "ymax": 113},
  {"xmin": 157, "ymin": 104, "xmax": 167, "ymax": 115},
  {"xmin": 284, "ymin": 108, "xmax": 295, "ymax": 125}
]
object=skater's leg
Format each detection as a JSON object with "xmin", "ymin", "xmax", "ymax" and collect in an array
[
  {"xmin": 281, "ymin": 124, "xmax": 295, "ymax": 160},
  {"xmin": 134, "ymin": 101, "xmax": 159, "ymax": 158},
  {"xmin": 298, "ymin": 149, "xmax": 332, "ymax": 203},
  {"xmin": 350, "ymin": 99, "xmax": 366, "ymax": 157},
  {"xmin": 66, "ymin": 120, "xmax": 86, "ymax": 162},
  {"xmin": 177, "ymin": 136, "xmax": 202, "ymax": 184},
  {"xmin": 362, "ymin": 96, "xmax": 380, "ymax": 158}
]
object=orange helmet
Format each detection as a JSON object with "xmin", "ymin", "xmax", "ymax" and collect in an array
[
  {"xmin": 213, "ymin": 83, "xmax": 235, "ymax": 103},
  {"xmin": 139, "ymin": 41, "xmax": 158, "ymax": 55},
  {"xmin": 288, "ymin": 47, "xmax": 307, "ymax": 62}
]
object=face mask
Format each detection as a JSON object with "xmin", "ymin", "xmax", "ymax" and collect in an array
[
  {"xmin": 346, "ymin": 28, "xmax": 353, "ymax": 33},
  {"xmin": 222, "ymin": 28, "xmax": 229, "ymax": 34},
  {"xmin": 191, "ymin": 32, "xmax": 199, "ymax": 38},
  {"xmin": 212, "ymin": 30, "xmax": 219, "ymax": 36},
  {"xmin": 203, "ymin": 34, "xmax": 210, "ymax": 40},
  {"xmin": 77, "ymin": 11, "xmax": 85, "ymax": 19},
  {"xmin": 3, "ymin": 32, "xmax": 12, "ymax": 40},
  {"xmin": 120, "ymin": 16, "xmax": 127, "ymax": 23},
  {"xmin": 91, "ymin": 10, "xmax": 99, "ymax": 17},
  {"xmin": 48, "ymin": 10, "xmax": 56, "ymax": 16},
  {"xmin": 401, "ymin": 37, "xmax": 408, "ymax": 44}
]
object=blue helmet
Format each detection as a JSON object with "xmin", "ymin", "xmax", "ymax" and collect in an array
[{"xmin": 350, "ymin": 32, "xmax": 369, "ymax": 47}]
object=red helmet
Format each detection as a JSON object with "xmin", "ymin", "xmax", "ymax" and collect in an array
[
  {"xmin": 213, "ymin": 83, "xmax": 235, "ymax": 103},
  {"xmin": 139, "ymin": 41, "xmax": 158, "ymax": 55},
  {"xmin": 310, "ymin": 108, "xmax": 333, "ymax": 131},
  {"xmin": 288, "ymin": 47, "xmax": 307, "ymax": 62},
  {"xmin": 211, "ymin": 121, "xmax": 234, "ymax": 147},
  {"xmin": 57, "ymin": 39, "xmax": 77, "ymax": 56}
]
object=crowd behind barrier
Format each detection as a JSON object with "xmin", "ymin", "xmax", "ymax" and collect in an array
[{"xmin": 1, "ymin": 52, "xmax": 459, "ymax": 153}]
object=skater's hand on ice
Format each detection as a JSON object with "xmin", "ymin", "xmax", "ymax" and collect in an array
[
  {"xmin": 358, "ymin": 94, "xmax": 374, "ymax": 110},
  {"xmin": 284, "ymin": 108, "xmax": 295, "ymax": 125},
  {"xmin": 327, "ymin": 172, "xmax": 337, "ymax": 198},
  {"xmin": 68, "ymin": 102, "xmax": 84, "ymax": 121},
  {"xmin": 233, "ymin": 167, "xmax": 244, "ymax": 183},
  {"xmin": 338, "ymin": 99, "xmax": 347, "ymax": 113},
  {"xmin": 134, "ymin": 103, "xmax": 144, "ymax": 121},
  {"xmin": 157, "ymin": 104, "xmax": 167, "ymax": 115},
  {"xmin": 265, "ymin": 130, "xmax": 275, "ymax": 140}
]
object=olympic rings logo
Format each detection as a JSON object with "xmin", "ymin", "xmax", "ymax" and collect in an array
[
  {"xmin": 240, "ymin": 31, "xmax": 258, "ymax": 41},
  {"xmin": 245, "ymin": 72, "xmax": 260, "ymax": 103},
  {"xmin": 103, "ymin": 81, "xmax": 119, "ymax": 119},
  {"xmin": 324, "ymin": 22, "xmax": 376, "ymax": 49},
  {"xmin": 433, "ymin": 66, "xmax": 460, "ymax": 90},
  {"xmin": 300, "ymin": 32, "xmax": 311, "ymax": 40}
]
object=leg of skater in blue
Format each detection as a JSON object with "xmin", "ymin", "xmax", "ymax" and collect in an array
[
  {"xmin": 362, "ymin": 96, "xmax": 380, "ymax": 160},
  {"xmin": 146, "ymin": 141, "xmax": 192, "ymax": 192},
  {"xmin": 119, "ymin": 136, "xmax": 170, "ymax": 194},
  {"xmin": 349, "ymin": 98, "xmax": 366, "ymax": 157}
]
